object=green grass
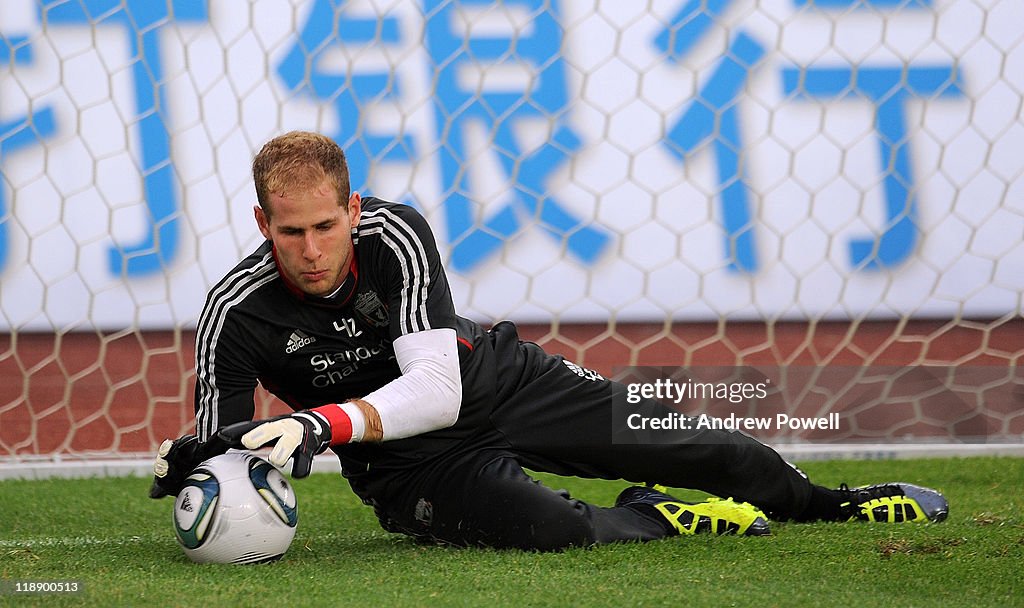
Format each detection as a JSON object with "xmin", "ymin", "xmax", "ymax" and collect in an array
[{"xmin": 1, "ymin": 457, "xmax": 1022, "ymax": 607}]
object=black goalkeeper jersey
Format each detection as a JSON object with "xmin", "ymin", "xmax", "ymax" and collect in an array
[{"xmin": 193, "ymin": 197, "xmax": 496, "ymax": 474}]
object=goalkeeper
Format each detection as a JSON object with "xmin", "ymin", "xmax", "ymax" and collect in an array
[{"xmin": 150, "ymin": 131, "xmax": 948, "ymax": 550}]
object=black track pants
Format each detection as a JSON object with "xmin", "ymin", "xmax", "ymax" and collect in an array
[{"xmin": 359, "ymin": 322, "xmax": 814, "ymax": 550}]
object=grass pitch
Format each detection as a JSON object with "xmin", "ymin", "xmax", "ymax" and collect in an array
[{"xmin": 1, "ymin": 457, "xmax": 1022, "ymax": 607}]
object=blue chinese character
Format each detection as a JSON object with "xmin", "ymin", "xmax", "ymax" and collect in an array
[
  {"xmin": 276, "ymin": 0, "xmax": 413, "ymax": 193},
  {"xmin": 423, "ymin": 0, "xmax": 610, "ymax": 272},
  {"xmin": 782, "ymin": 0, "xmax": 962, "ymax": 270},
  {"xmin": 781, "ymin": 66, "xmax": 962, "ymax": 269},
  {"xmin": 43, "ymin": 0, "xmax": 208, "ymax": 277},
  {"xmin": 656, "ymin": 0, "xmax": 765, "ymax": 272},
  {"xmin": 0, "ymin": 35, "xmax": 57, "ymax": 271}
]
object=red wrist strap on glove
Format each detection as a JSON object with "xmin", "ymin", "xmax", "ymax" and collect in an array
[{"xmin": 311, "ymin": 404, "xmax": 354, "ymax": 445}]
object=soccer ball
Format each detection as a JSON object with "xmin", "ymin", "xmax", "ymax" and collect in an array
[{"xmin": 172, "ymin": 451, "xmax": 298, "ymax": 564}]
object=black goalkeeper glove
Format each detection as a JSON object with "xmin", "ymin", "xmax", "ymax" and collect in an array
[
  {"xmin": 147, "ymin": 423, "xmax": 250, "ymax": 499},
  {"xmin": 150, "ymin": 409, "xmax": 339, "ymax": 498},
  {"xmin": 236, "ymin": 410, "xmax": 333, "ymax": 479}
]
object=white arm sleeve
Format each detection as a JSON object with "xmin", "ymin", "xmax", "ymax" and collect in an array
[{"xmin": 361, "ymin": 327, "xmax": 462, "ymax": 441}]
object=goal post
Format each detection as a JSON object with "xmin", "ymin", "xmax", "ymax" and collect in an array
[{"xmin": 0, "ymin": 0, "xmax": 1021, "ymax": 476}]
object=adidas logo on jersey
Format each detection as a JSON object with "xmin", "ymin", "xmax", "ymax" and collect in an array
[{"xmin": 285, "ymin": 330, "xmax": 316, "ymax": 354}]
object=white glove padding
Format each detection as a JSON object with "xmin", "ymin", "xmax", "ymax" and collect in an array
[
  {"xmin": 148, "ymin": 428, "xmax": 239, "ymax": 498},
  {"xmin": 153, "ymin": 438, "xmax": 174, "ymax": 478},
  {"xmin": 240, "ymin": 411, "xmax": 331, "ymax": 478}
]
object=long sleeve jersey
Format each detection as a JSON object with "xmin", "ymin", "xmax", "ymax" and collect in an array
[{"xmin": 193, "ymin": 197, "xmax": 495, "ymax": 474}]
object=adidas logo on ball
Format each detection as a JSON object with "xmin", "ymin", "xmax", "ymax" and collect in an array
[{"xmin": 172, "ymin": 452, "xmax": 298, "ymax": 564}]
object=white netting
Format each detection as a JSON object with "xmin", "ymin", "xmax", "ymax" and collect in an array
[{"xmin": 0, "ymin": 0, "xmax": 1021, "ymax": 465}]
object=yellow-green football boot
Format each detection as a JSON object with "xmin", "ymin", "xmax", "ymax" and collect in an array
[
  {"xmin": 837, "ymin": 482, "xmax": 948, "ymax": 523},
  {"xmin": 616, "ymin": 485, "xmax": 771, "ymax": 536}
]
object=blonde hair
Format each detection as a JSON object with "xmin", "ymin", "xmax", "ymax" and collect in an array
[{"xmin": 252, "ymin": 131, "xmax": 350, "ymax": 216}]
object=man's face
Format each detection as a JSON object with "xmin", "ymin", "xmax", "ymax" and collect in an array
[{"xmin": 255, "ymin": 179, "xmax": 361, "ymax": 297}]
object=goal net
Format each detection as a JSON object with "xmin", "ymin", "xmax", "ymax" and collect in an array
[{"xmin": 1, "ymin": 0, "xmax": 1021, "ymax": 474}]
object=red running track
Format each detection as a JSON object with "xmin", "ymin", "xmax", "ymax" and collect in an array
[{"xmin": 1, "ymin": 318, "xmax": 1021, "ymax": 456}]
